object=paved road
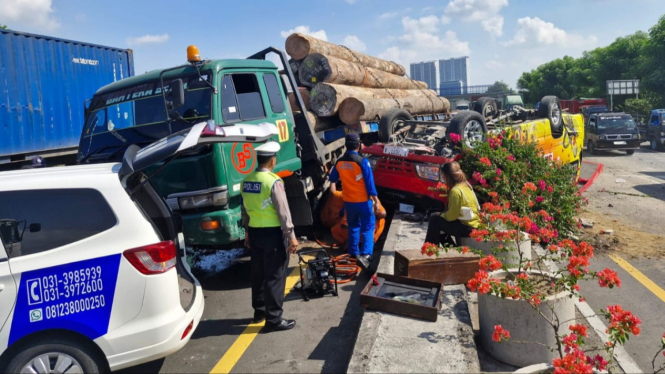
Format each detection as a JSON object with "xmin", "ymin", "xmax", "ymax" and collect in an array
[
  {"xmin": 119, "ymin": 221, "xmax": 392, "ymax": 374},
  {"xmin": 581, "ymin": 144, "xmax": 665, "ymax": 373}
]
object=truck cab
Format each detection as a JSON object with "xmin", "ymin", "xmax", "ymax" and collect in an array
[
  {"xmin": 645, "ymin": 109, "xmax": 665, "ymax": 151},
  {"xmin": 585, "ymin": 113, "xmax": 640, "ymax": 155},
  {"xmin": 77, "ymin": 46, "xmax": 340, "ymax": 249}
]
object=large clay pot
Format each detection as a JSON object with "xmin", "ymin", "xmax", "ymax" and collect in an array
[
  {"xmin": 460, "ymin": 231, "xmax": 532, "ymax": 267},
  {"xmin": 478, "ymin": 270, "xmax": 575, "ymax": 367},
  {"xmin": 514, "ymin": 363, "xmax": 552, "ymax": 373}
]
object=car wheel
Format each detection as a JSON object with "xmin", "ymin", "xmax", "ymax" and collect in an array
[
  {"xmin": 651, "ymin": 139, "xmax": 661, "ymax": 151},
  {"xmin": 378, "ymin": 109, "xmax": 414, "ymax": 143},
  {"xmin": 537, "ymin": 96, "xmax": 563, "ymax": 134},
  {"xmin": 448, "ymin": 111, "xmax": 487, "ymax": 148},
  {"xmin": 5, "ymin": 338, "xmax": 103, "ymax": 374},
  {"xmin": 472, "ymin": 97, "xmax": 498, "ymax": 120},
  {"xmin": 588, "ymin": 142, "xmax": 598, "ymax": 155},
  {"xmin": 626, "ymin": 150, "xmax": 635, "ymax": 155}
]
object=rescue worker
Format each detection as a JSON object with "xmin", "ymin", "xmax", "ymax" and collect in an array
[
  {"xmin": 241, "ymin": 141, "xmax": 298, "ymax": 332},
  {"xmin": 329, "ymin": 133, "xmax": 379, "ymax": 270}
]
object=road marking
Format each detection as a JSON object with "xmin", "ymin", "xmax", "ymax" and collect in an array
[
  {"xmin": 608, "ymin": 254, "xmax": 665, "ymax": 303},
  {"xmin": 209, "ymin": 265, "xmax": 301, "ymax": 374}
]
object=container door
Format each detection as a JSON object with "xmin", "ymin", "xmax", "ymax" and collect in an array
[{"xmin": 0, "ymin": 228, "xmax": 18, "ymax": 333}]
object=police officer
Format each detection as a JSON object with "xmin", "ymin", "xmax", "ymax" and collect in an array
[
  {"xmin": 329, "ymin": 133, "xmax": 379, "ymax": 270},
  {"xmin": 241, "ymin": 141, "xmax": 298, "ymax": 332}
]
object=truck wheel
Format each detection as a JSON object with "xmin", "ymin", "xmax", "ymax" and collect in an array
[
  {"xmin": 378, "ymin": 109, "xmax": 414, "ymax": 143},
  {"xmin": 588, "ymin": 141, "xmax": 598, "ymax": 155},
  {"xmin": 626, "ymin": 150, "xmax": 635, "ymax": 155},
  {"xmin": 448, "ymin": 111, "xmax": 487, "ymax": 148},
  {"xmin": 5, "ymin": 338, "xmax": 103, "ymax": 374},
  {"xmin": 472, "ymin": 97, "xmax": 498, "ymax": 119},
  {"xmin": 538, "ymin": 96, "xmax": 563, "ymax": 133},
  {"xmin": 651, "ymin": 139, "xmax": 661, "ymax": 151}
]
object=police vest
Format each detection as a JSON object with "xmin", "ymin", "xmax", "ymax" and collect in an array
[
  {"xmin": 334, "ymin": 152, "xmax": 369, "ymax": 203},
  {"xmin": 241, "ymin": 171, "xmax": 282, "ymax": 228}
]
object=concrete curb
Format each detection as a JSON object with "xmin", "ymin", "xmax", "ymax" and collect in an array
[{"xmin": 346, "ymin": 214, "xmax": 402, "ymax": 374}]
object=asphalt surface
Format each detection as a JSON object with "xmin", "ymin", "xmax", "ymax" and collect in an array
[
  {"xmin": 580, "ymin": 144, "xmax": 665, "ymax": 373},
  {"xmin": 119, "ymin": 221, "xmax": 392, "ymax": 374}
]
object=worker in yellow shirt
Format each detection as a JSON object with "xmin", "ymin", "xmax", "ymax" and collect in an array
[{"xmin": 424, "ymin": 162, "xmax": 480, "ymax": 246}]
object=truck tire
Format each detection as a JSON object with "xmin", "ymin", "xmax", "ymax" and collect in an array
[
  {"xmin": 626, "ymin": 150, "xmax": 635, "ymax": 155},
  {"xmin": 448, "ymin": 111, "xmax": 487, "ymax": 148},
  {"xmin": 5, "ymin": 338, "xmax": 103, "ymax": 374},
  {"xmin": 588, "ymin": 141, "xmax": 598, "ymax": 155},
  {"xmin": 538, "ymin": 96, "xmax": 563, "ymax": 133},
  {"xmin": 651, "ymin": 139, "xmax": 662, "ymax": 151},
  {"xmin": 472, "ymin": 97, "xmax": 498, "ymax": 119},
  {"xmin": 378, "ymin": 109, "xmax": 414, "ymax": 143}
]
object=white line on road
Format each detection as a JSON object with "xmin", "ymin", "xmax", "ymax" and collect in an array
[{"xmin": 532, "ymin": 246, "xmax": 643, "ymax": 374}]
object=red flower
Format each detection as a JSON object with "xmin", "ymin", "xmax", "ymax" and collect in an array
[
  {"xmin": 492, "ymin": 325, "xmax": 510, "ymax": 342},
  {"xmin": 604, "ymin": 305, "xmax": 642, "ymax": 338},
  {"xmin": 516, "ymin": 273, "xmax": 528, "ymax": 281},
  {"xmin": 449, "ymin": 133, "xmax": 462, "ymax": 143},
  {"xmin": 587, "ymin": 355, "xmax": 609, "ymax": 371},
  {"xmin": 507, "ymin": 154, "xmax": 515, "ymax": 161},
  {"xmin": 573, "ymin": 284, "xmax": 580, "ymax": 291},
  {"xmin": 479, "ymin": 255, "xmax": 503, "ymax": 271},
  {"xmin": 529, "ymin": 294, "xmax": 542, "ymax": 306},
  {"xmin": 522, "ymin": 182, "xmax": 537, "ymax": 193},
  {"xmin": 538, "ymin": 180, "xmax": 547, "ymax": 191},
  {"xmin": 547, "ymin": 186, "xmax": 554, "ymax": 193},
  {"xmin": 536, "ymin": 196, "xmax": 544, "ymax": 203},
  {"xmin": 421, "ymin": 242, "xmax": 439, "ymax": 257},
  {"xmin": 461, "ymin": 246, "xmax": 470, "ymax": 254},
  {"xmin": 496, "ymin": 168, "xmax": 502, "ymax": 177},
  {"xmin": 597, "ymin": 268, "xmax": 621, "ymax": 288},
  {"xmin": 479, "ymin": 157, "xmax": 492, "ymax": 166},
  {"xmin": 570, "ymin": 324, "xmax": 589, "ymax": 338},
  {"xmin": 552, "ymin": 348, "xmax": 594, "ymax": 374}
]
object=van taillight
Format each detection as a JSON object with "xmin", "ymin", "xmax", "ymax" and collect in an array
[{"xmin": 123, "ymin": 241, "xmax": 176, "ymax": 275}]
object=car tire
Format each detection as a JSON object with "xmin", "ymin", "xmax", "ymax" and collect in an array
[
  {"xmin": 378, "ymin": 109, "xmax": 414, "ymax": 143},
  {"xmin": 5, "ymin": 338, "xmax": 103, "ymax": 374},
  {"xmin": 448, "ymin": 111, "xmax": 487, "ymax": 148},
  {"xmin": 626, "ymin": 150, "xmax": 635, "ymax": 155},
  {"xmin": 472, "ymin": 97, "xmax": 498, "ymax": 119},
  {"xmin": 651, "ymin": 139, "xmax": 661, "ymax": 152},
  {"xmin": 588, "ymin": 141, "xmax": 598, "ymax": 155},
  {"xmin": 538, "ymin": 96, "xmax": 563, "ymax": 134}
]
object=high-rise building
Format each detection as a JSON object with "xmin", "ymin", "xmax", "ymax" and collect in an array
[
  {"xmin": 409, "ymin": 61, "xmax": 438, "ymax": 92},
  {"xmin": 410, "ymin": 56, "xmax": 470, "ymax": 95}
]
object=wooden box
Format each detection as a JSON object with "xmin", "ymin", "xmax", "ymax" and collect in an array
[
  {"xmin": 394, "ymin": 249, "xmax": 480, "ymax": 285},
  {"xmin": 360, "ymin": 272, "xmax": 443, "ymax": 322}
]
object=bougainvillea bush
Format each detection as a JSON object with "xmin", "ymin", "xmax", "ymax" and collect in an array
[{"xmin": 456, "ymin": 130, "xmax": 584, "ymax": 237}]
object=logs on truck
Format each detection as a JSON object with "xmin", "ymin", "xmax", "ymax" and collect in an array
[{"xmin": 284, "ymin": 33, "xmax": 450, "ymax": 131}]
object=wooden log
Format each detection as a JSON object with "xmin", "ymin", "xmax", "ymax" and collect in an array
[
  {"xmin": 285, "ymin": 33, "xmax": 406, "ymax": 76},
  {"xmin": 298, "ymin": 53, "xmax": 428, "ymax": 90},
  {"xmin": 309, "ymin": 83, "xmax": 445, "ymax": 117},
  {"xmin": 338, "ymin": 96, "xmax": 451, "ymax": 125},
  {"xmin": 301, "ymin": 111, "xmax": 342, "ymax": 132},
  {"xmin": 288, "ymin": 87, "xmax": 310, "ymax": 112}
]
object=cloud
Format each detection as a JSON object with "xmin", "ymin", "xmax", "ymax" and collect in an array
[
  {"xmin": 504, "ymin": 17, "xmax": 597, "ymax": 47},
  {"xmin": 485, "ymin": 60, "xmax": 504, "ymax": 70},
  {"xmin": 378, "ymin": 11, "xmax": 400, "ymax": 20},
  {"xmin": 444, "ymin": 0, "xmax": 508, "ymax": 37},
  {"xmin": 280, "ymin": 25, "xmax": 328, "ymax": 41},
  {"xmin": 444, "ymin": 0, "xmax": 509, "ymax": 21},
  {"xmin": 0, "ymin": 0, "xmax": 59, "ymax": 30},
  {"xmin": 345, "ymin": 0, "xmax": 357, "ymax": 3},
  {"xmin": 379, "ymin": 15, "xmax": 470, "ymax": 67},
  {"xmin": 342, "ymin": 35, "xmax": 367, "ymax": 52},
  {"xmin": 126, "ymin": 34, "xmax": 170, "ymax": 46},
  {"xmin": 481, "ymin": 15, "xmax": 504, "ymax": 38},
  {"xmin": 441, "ymin": 15, "xmax": 451, "ymax": 25}
]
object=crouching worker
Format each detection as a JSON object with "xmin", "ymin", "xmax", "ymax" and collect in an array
[
  {"xmin": 329, "ymin": 133, "xmax": 379, "ymax": 270},
  {"xmin": 329, "ymin": 182, "xmax": 387, "ymax": 245},
  {"xmin": 424, "ymin": 161, "xmax": 480, "ymax": 247},
  {"xmin": 241, "ymin": 141, "xmax": 298, "ymax": 332}
]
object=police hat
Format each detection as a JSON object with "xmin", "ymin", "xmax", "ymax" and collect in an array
[{"xmin": 256, "ymin": 141, "xmax": 281, "ymax": 157}]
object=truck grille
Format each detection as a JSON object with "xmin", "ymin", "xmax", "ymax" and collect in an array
[
  {"xmin": 605, "ymin": 134, "xmax": 632, "ymax": 140},
  {"xmin": 378, "ymin": 158, "xmax": 415, "ymax": 174}
]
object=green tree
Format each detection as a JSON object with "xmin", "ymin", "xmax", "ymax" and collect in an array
[
  {"xmin": 644, "ymin": 15, "xmax": 665, "ymax": 107},
  {"xmin": 0, "ymin": 24, "xmax": 7, "ymax": 30},
  {"xmin": 487, "ymin": 81, "xmax": 511, "ymax": 94},
  {"xmin": 623, "ymin": 98, "xmax": 656, "ymax": 117}
]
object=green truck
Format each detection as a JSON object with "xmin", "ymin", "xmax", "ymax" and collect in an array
[{"xmin": 77, "ymin": 46, "xmax": 346, "ymax": 248}]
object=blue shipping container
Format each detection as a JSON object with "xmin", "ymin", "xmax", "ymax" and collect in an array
[{"xmin": 0, "ymin": 29, "xmax": 133, "ymax": 160}]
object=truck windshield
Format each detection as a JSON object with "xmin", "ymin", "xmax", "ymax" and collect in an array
[
  {"xmin": 82, "ymin": 73, "xmax": 212, "ymax": 142},
  {"xmin": 584, "ymin": 106, "xmax": 608, "ymax": 116},
  {"xmin": 598, "ymin": 117, "xmax": 637, "ymax": 130}
]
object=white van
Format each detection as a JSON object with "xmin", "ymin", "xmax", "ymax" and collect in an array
[{"xmin": 0, "ymin": 121, "xmax": 277, "ymax": 373}]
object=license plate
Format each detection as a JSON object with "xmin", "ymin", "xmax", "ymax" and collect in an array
[
  {"xmin": 614, "ymin": 141, "xmax": 627, "ymax": 145},
  {"xmin": 384, "ymin": 145, "xmax": 409, "ymax": 157},
  {"xmin": 399, "ymin": 203, "xmax": 415, "ymax": 214}
]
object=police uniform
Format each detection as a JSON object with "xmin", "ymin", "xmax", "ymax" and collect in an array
[
  {"xmin": 240, "ymin": 142, "xmax": 296, "ymax": 330},
  {"xmin": 329, "ymin": 133, "xmax": 378, "ymax": 265}
]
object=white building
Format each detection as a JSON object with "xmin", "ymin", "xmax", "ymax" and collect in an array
[{"xmin": 410, "ymin": 56, "xmax": 470, "ymax": 95}]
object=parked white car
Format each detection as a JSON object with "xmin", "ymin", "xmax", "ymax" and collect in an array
[{"xmin": 0, "ymin": 121, "xmax": 277, "ymax": 373}]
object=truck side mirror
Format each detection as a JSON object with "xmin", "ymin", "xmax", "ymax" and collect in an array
[{"xmin": 169, "ymin": 79, "xmax": 185, "ymax": 109}]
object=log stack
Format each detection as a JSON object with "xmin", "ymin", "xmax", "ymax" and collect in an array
[{"xmin": 284, "ymin": 33, "xmax": 450, "ymax": 129}]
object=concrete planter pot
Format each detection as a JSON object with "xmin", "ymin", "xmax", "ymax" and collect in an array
[
  {"xmin": 460, "ymin": 231, "xmax": 532, "ymax": 267},
  {"xmin": 478, "ymin": 269, "xmax": 575, "ymax": 367},
  {"xmin": 514, "ymin": 363, "xmax": 607, "ymax": 374}
]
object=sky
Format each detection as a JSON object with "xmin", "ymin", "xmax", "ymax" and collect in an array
[{"xmin": 1, "ymin": 0, "xmax": 663, "ymax": 89}]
